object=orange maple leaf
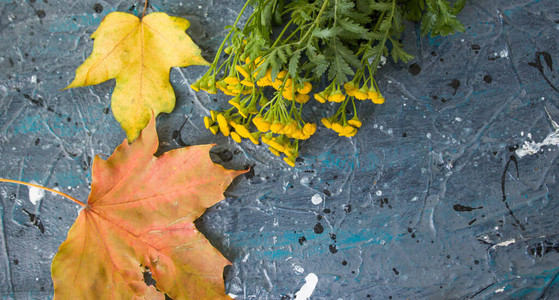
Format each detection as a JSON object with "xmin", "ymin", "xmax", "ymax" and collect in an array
[{"xmin": 48, "ymin": 117, "xmax": 243, "ymax": 299}]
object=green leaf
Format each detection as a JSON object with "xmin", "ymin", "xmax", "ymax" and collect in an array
[
  {"xmin": 389, "ymin": 38, "xmax": 414, "ymax": 63},
  {"xmin": 339, "ymin": 17, "xmax": 369, "ymax": 36},
  {"xmin": 452, "ymin": 0, "xmax": 467, "ymax": 15},
  {"xmin": 336, "ymin": 40, "xmax": 361, "ymax": 68},
  {"xmin": 288, "ymin": 50, "xmax": 302, "ymax": 78},
  {"xmin": 370, "ymin": 1, "xmax": 392, "ymax": 11},
  {"xmin": 379, "ymin": 15, "xmax": 393, "ymax": 32},
  {"xmin": 276, "ymin": 47, "xmax": 288, "ymax": 64},
  {"xmin": 312, "ymin": 27, "xmax": 339, "ymax": 39}
]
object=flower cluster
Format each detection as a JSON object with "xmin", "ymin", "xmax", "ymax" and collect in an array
[{"xmin": 194, "ymin": 51, "xmax": 319, "ymax": 167}]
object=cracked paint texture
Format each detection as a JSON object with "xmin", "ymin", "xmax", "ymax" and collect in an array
[{"xmin": 1, "ymin": 0, "xmax": 559, "ymax": 299}]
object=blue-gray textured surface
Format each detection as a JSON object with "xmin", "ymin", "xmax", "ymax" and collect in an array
[{"xmin": 1, "ymin": 0, "xmax": 559, "ymax": 299}]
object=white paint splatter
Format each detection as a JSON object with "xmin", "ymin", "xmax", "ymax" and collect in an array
[
  {"xmin": 294, "ymin": 273, "xmax": 318, "ymax": 300},
  {"xmin": 228, "ymin": 293, "xmax": 239, "ymax": 299},
  {"xmin": 28, "ymin": 180, "xmax": 45, "ymax": 206},
  {"xmin": 311, "ymin": 194, "xmax": 323, "ymax": 205},
  {"xmin": 499, "ymin": 49, "xmax": 509, "ymax": 58},
  {"xmin": 495, "ymin": 287, "xmax": 505, "ymax": 293},
  {"xmin": 516, "ymin": 108, "xmax": 559, "ymax": 157},
  {"xmin": 491, "ymin": 239, "xmax": 516, "ymax": 250},
  {"xmin": 375, "ymin": 190, "xmax": 382, "ymax": 196},
  {"xmin": 293, "ymin": 265, "xmax": 305, "ymax": 274}
]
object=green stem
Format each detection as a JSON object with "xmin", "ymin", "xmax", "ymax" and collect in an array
[
  {"xmin": 370, "ymin": 0, "xmax": 396, "ymax": 76},
  {"xmin": 297, "ymin": 0, "xmax": 330, "ymax": 45},
  {"xmin": 209, "ymin": 0, "xmax": 253, "ymax": 69}
]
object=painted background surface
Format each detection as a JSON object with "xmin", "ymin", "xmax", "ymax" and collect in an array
[{"xmin": 1, "ymin": 0, "xmax": 559, "ymax": 299}]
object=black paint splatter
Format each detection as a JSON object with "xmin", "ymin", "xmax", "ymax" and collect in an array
[
  {"xmin": 501, "ymin": 155, "xmax": 525, "ymax": 231},
  {"xmin": 483, "ymin": 75, "xmax": 493, "ymax": 83},
  {"xmin": 22, "ymin": 208, "xmax": 44, "ymax": 233},
  {"xmin": 528, "ymin": 51, "xmax": 559, "ymax": 93},
  {"xmin": 408, "ymin": 63, "xmax": 421, "ymax": 76},
  {"xmin": 93, "ymin": 3, "xmax": 103, "ymax": 13},
  {"xmin": 453, "ymin": 204, "xmax": 482, "ymax": 212},
  {"xmin": 528, "ymin": 240, "xmax": 559, "ymax": 257},
  {"xmin": 298, "ymin": 236, "xmax": 306, "ymax": 245},
  {"xmin": 448, "ymin": 79, "xmax": 460, "ymax": 95},
  {"xmin": 143, "ymin": 270, "xmax": 156, "ymax": 286},
  {"xmin": 392, "ymin": 268, "xmax": 399, "ymax": 275},
  {"xmin": 313, "ymin": 223, "xmax": 324, "ymax": 234},
  {"xmin": 329, "ymin": 244, "xmax": 338, "ymax": 253}
]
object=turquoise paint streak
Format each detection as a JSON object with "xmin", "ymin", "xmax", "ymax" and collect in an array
[{"xmin": 228, "ymin": 227, "xmax": 395, "ymax": 260}]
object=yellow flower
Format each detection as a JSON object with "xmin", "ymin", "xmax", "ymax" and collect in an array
[
  {"xmin": 283, "ymin": 122, "xmax": 297, "ymax": 135},
  {"xmin": 332, "ymin": 122, "xmax": 344, "ymax": 133},
  {"xmin": 217, "ymin": 114, "xmax": 230, "ymax": 136},
  {"xmin": 297, "ymin": 82, "xmax": 313, "ymax": 94},
  {"xmin": 270, "ymin": 122, "xmax": 285, "ymax": 134},
  {"xmin": 190, "ymin": 82, "xmax": 201, "ymax": 92},
  {"xmin": 234, "ymin": 124, "xmax": 252, "ymax": 138},
  {"xmin": 235, "ymin": 65, "xmax": 251, "ymax": 78},
  {"xmin": 268, "ymin": 138, "xmax": 286, "ymax": 152},
  {"xmin": 223, "ymin": 90, "xmax": 238, "ymax": 96},
  {"xmin": 367, "ymin": 88, "xmax": 379, "ymax": 100},
  {"xmin": 239, "ymin": 108, "xmax": 249, "ymax": 118},
  {"xmin": 209, "ymin": 125, "xmax": 219, "ymax": 135},
  {"xmin": 291, "ymin": 130, "xmax": 305, "ymax": 140},
  {"xmin": 295, "ymin": 93, "xmax": 310, "ymax": 104},
  {"xmin": 240, "ymin": 79, "xmax": 254, "ymax": 87},
  {"xmin": 228, "ymin": 98, "xmax": 242, "ymax": 110},
  {"xmin": 253, "ymin": 116, "xmax": 271, "ymax": 132},
  {"xmin": 347, "ymin": 116, "xmax": 362, "ymax": 128},
  {"xmin": 303, "ymin": 123, "xmax": 316, "ymax": 136},
  {"xmin": 283, "ymin": 156, "xmax": 296, "ymax": 167},
  {"xmin": 315, "ymin": 92, "xmax": 327, "ymax": 103},
  {"xmin": 206, "ymin": 85, "xmax": 218, "ymax": 94},
  {"xmin": 344, "ymin": 82, "xmax": 357, "ymax": 96},
  {"xmin": 284, "ymin": 78, "xmax": 293, "ymax": 88},
  {"xmin": 240, "ymin": 87, "xmax": 253, "ymax": 95},
  {"xmin": 282, "ymin": 89, "xmax": 295, "ymax": 100},
  {"xmin": 247, "ymin": 102, "xmax": 259, "ymax": 115},
  {"xmin": 321, "ymin": 117, "xmax": 333, "ymax": 129},
  {"xmin": 343, "ymin": 126, "xmax": 358, "ymax": 137},
  {"xmin": 329, "ymin": 91, "xmax": 345, "ymax": 103},
  {"xmin": 257, "ymin": 77, "xmax": 271, "ymax": 87},
  {"xmin": 231, "ymin": 131, "xmax": 242, "ymax": 143},
  {"xmin": 216, "ymin": 80, "xmax": 228, "ymax": 92},
  {"xmin": 277, "ymin": 70, "xmax": 288, "ymax": 79},
  {"xmin": 204, "ymin": 116, "xmax": 213, "ymax": 129},
  {"xmin": 271, "ymin": 79, "xmax": 283, "ymax": 90},
  {"xmin": 224, "ymin": 76, "xmax": 240, "ymax": 85},
  {"xmin": 264, "ymin": 68, "xmax": 273, "ymax": 81},
  {"xmin": 354, "ymin": 87, "xmax": 368, "ymax": 100},
  {"xmin": 268, "ymin": 147, "xmax": 281, "ymax": 156},
  {"xmin": 372, "ymin": 95, "xmax": 385, "ymax": 104},
  {"xmin": 248, "ymin": 132, "xmax": 260, "ymax": 145},
  {"xmin": 210, "ymin": 110, "xmax": 218, "ymax": 121}
]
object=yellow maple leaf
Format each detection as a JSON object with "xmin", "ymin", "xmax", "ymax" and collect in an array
[{"xmin": 66, "ymin": 12, "xmax": 209, "ymax": 141}]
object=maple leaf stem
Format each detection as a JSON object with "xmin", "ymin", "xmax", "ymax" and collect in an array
[
  {"xmin": 0, "ymin": 178, "xmax": 85, "ymax": 207},
  {"xmin": 142, "ymin": 0, "xmax": 148, "ymax": 18}
]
